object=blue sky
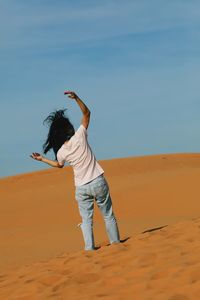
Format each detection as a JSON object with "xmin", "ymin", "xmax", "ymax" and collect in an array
[{"xmin": 0, "ymin": 0, "xmax": 200, "ymax": 178}]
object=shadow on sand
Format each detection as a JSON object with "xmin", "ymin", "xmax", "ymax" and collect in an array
[
  {"xmin": 120, "ymin": 237, "xmax": 131, "ymax": 243},
  {"xmin": 142, "ymin": 225, "xmax": 168, "ymax": 234}
]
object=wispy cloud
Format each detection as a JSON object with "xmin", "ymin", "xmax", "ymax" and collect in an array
[
  {"xmin": 0, "ymin": 0, "xmax": 200, "ymax": 177},
  {"xmin": 1, "ymin": 0, "xmax": 200, "ymax": 50}
]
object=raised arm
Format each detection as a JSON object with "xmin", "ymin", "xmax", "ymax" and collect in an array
[{"xmin": 64, "ymin": 91, "xmax": 91, "ymax": 129}]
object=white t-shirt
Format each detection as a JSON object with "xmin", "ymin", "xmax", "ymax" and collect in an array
[{"xmin": 57, "ymin": 125, "xmax": 104, "ymax": 186}]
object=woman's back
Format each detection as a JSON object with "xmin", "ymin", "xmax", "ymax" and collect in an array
[{"xmin": 57, "ymin": 124, "xmax": 104, "ymax": 187}]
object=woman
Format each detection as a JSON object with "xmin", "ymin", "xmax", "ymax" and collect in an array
[{"xmin": 30, "ymin": 91, "xmax": 120, "ymax": 250}]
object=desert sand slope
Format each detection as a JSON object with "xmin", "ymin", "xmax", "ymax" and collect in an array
[
  {"xmin": 1, "ymin": 219, "xmax": 200, "ymax": 300},
  {"xmin": 0, "ymin": 153, "xmax": 200, "ymax": 299}
]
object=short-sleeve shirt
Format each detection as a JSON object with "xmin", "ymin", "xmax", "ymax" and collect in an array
[{"xmin": 57, "ymin": 125, "xmax": 104, "ymax": 186}]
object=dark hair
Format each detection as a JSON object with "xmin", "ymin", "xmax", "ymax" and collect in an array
[{"xmin": 43, "ymin": 109, "xmax": 75, "ymax": 159}]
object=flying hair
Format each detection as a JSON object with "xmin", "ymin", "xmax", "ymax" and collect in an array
[{"xmin": 42, "ymin": 109, "xmax": 75, "ymax": 159}]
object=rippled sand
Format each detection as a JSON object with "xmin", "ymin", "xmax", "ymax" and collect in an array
[{"xmin": 0, "ymin": 153, "xmax": 200, "ymax": 299}]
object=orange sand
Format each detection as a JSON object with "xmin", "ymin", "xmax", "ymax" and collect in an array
[{"xmin": 0, "ymin": 153, "xmax": 200, "ymax": 299}]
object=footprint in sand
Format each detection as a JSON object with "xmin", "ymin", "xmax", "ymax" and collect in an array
[
  {"xmin": 24, "ymin": 278, "xmax": 35, "ymax": 284},
  {"xmin": 168, "ymin": 294, "xmax": 189, "ymax": 300},
  {"xmin": 137, "ymin": 253, "xmax": 157, "ymax": 268},
  {"xmin": 189, "ymin": 268, "xmax": 200, "ymax": 284},
  {"xmin": 73, "ymin": 273, "xmax": 100, "ymax": 284},
  {"xmin": 185, "ymin": 238, "xmax": 195, "ymax": 243},
  {"xmin": 39, "ymin": 275, "xmax": 62, "ymax": 286},
  {"xmin": 150, "ymin": 270, "xmax": 169, "ymax": 280},
  {"xmin": 0, "ymin": 278, "xmax": 6, "ymax": 284},
  {"xmin": 96, "ymin": 293, "xmax": 109, "ymax": 297},
  {"xmin": 18, "ymin": 275, "xmax": 26, "ymax": 279},
  {"xmin": 60, "ymin": 269, "xmax": 72, "ymax": 275},
  {"xmin": 52, "ymin": 281, "xmax": 68, "ymax": 293}
]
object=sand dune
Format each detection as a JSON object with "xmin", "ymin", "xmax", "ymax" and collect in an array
[
  {"xmin": 1, "ymin": 219, "xmax": 200, "ymax": 300},
  {"xmin": 0, "ymin": 153, "xmax": 200, "ymax": 299}
]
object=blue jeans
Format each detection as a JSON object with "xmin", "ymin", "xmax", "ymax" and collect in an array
[{"xmin": 75, "ymin": 174, "xmax": 120, "ymax": 250}]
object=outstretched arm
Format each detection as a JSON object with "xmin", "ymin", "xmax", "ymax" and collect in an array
[
  {"xmin": 64, "ymin": 91, "xmax": 91, "ymax": 129},
  {"xmin": 30, "ymin": 153, "xmax": 64, "ymax": 168}
]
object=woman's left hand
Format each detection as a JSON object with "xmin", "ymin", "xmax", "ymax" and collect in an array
[
  {"xmin": 68, "ymin": 91, "xmax": 78, "ymax": 99},
  {"xmin": 30, "ymin": 152, "xmax": 43, "ymax": 161}
]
